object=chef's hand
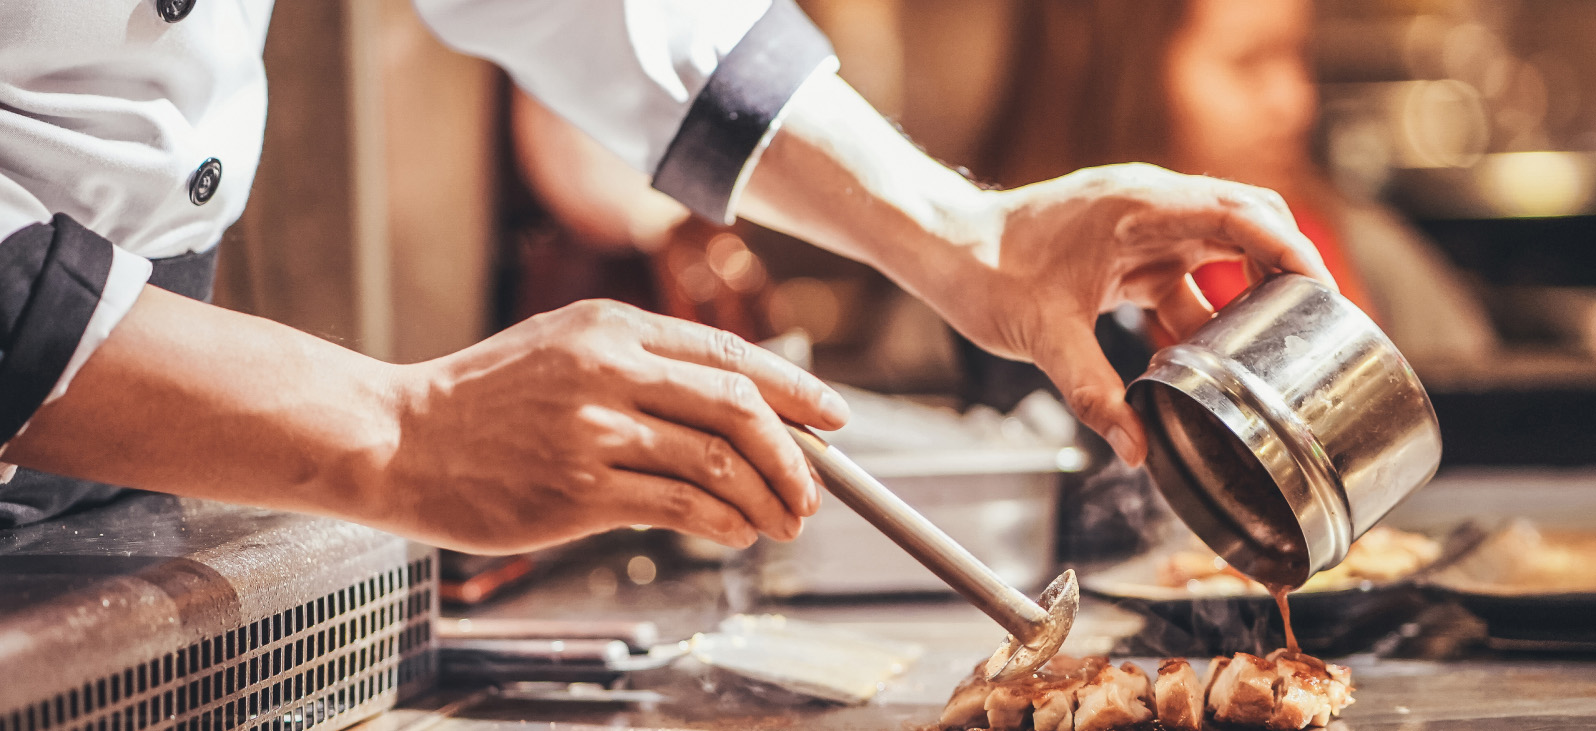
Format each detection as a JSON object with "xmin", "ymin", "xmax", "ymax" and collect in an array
[
  {"xmin": 940, "ymin": 164, "xmax": 1334, "ymax": 465},
  {"xmin": 5, "ymin": 289, "xmax": 843, "ymax": 556},
  {"xmin": 383, "ymin": 299, "xmax": 848, "ymax": 554},
  {"xmin": 739, "ymin": 74, "xmax": 1333, "ymax": 468}
]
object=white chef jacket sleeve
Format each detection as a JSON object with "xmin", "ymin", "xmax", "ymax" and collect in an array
[
  {"xmin": 0, "ymin": 210, "xmax": 152, "ymax": 454},
  {"xmin": 411, "ymin": 0, "xmax": 838, "ymax": 225}
]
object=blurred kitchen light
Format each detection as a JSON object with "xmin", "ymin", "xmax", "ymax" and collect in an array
[
  {"xmin": 1399, "ymin": 79, "xmax": 1488, "ymax": 168},
  {"xmin": 676, "ymin": 260, "xmax": 719, "ymax": 303},
  {"xmin": 706, "ymin": 233, "xmax": 752, "ymax": 280},
  {"xmin": 626, "ymin": 556, "xmax": 658, "ymax": 586},
  {"xmin": 1481, "ymin": 55, "xmax": 1516, "ymax": 100},
  {"xmin": 727, "ymin": 256, "xmax": 767, "ymax": 293},
  {"xmin": 704, "ymin": 233, "xmax": 768, "ymax": 293},
  {"xmin": 766, "ymin": 277, "xmax": 841, "ymax": 343},
  {"xmin": 1439, "ymin": 23, "xmax": 1502, "ymax": 88},
  {"xmin": 1111, "ymin": 302, "xmax": 1145, "ymax": 332},
  {"xmin": 1477, "ymin": 151, "xmax": 1595, "ymax": 218},
  {"xmin": 1054, "ymin": 447, "xmax": 1088, "ymax": 473}
]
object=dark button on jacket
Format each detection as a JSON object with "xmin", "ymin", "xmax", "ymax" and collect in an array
[
  {"xmin": 189, "ymin": 157, "xmax": 222, "ymax": 205},
  {"xmin": 157, "ymin": 0, "xmax": 196, "ymax": 23}
]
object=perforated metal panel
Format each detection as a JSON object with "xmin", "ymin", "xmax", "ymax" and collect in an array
[{"xmin": 0, "ymin": 497, "xmax": 439, "ymax": 731}]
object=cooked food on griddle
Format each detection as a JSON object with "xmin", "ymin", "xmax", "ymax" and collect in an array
[
  {"xmin": 1153, "ymin": 659, "xmax": 1203, "ymax": 731},
  {"xmin": 1159, "ymin": 526, "xmax": 1441, "ymax": 594},
  {"xmin": 1073, "ymin": 663, "xmax": 1154, "ymax": 731},
  {"xmin": 1434, "ymin": 518, "xmax": 1596, "ymax": 594},
  {"xmin": 939, "ymin": 650, "xmax": 1353, "ymax": 731}
]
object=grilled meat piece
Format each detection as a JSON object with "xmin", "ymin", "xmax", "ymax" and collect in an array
[
  {"xmin": 1030, "ymin": 686, "xmax": 1076, "ymax": 731},
  {"xmin": 1324, "ymin": 661, "xmax": 1355, "ymax": 722},
  {"xmin": 1031, "ymin": 655, "xmax": 1109, "ymax": 731},
  {"xmin": 938, "ymin": 650, "xmax": 1353, "ymax": 730},
  {"xmin": 939, "ymin": 662, "xmax": 994, "ymax": 730},
  {"xmin": 1154, "ymin": 658, "xmax": 1204, "ymax": 730},
  {"xmin": 1208, "ymin": 652, "xmax": 1277, "ymax": 726},
  {"xmin": 1073, "ymin": 663, "xmax": 1154, "ymax": 731},
  {"xmin": 983, "ymin": 684, "xmax": 1034, "ymax": 731},
  {"xmin": 1267, "ymin": 658, "xmax": 1328, "ymax": 729},
  {"xmin": 1264, "ymin": 649, "xmax": 1356, "ymax": 728}
]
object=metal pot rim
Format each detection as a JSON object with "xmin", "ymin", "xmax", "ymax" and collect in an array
[{"xmin": 1127, "ymin": 273, "xmax": 1440, "ymax": 587}]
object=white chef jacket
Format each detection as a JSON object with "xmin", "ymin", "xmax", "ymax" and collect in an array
[{"xmin": 0, "ymin": 0, "xmax": 836, "ymax": 518}]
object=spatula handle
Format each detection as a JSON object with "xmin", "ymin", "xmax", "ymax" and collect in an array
[{"xmin": 786, "ymin": 424, "xmax": 1048, "ymax": 643}]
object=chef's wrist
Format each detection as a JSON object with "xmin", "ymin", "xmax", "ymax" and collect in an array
[{"xmin": 331, "ymin": 359, "xmax": 424, "ymax": 528}]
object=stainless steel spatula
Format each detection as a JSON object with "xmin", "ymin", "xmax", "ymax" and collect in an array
[{"xmin": 787, "ymin": 424, "xmax": 1078, "ymax": 681}]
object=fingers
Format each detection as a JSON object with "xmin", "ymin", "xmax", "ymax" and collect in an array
[
  {"xmin": 1210, "ymin": 187, "xmax": 1337, "ymax": 290},
  {"xmin": 633, "ymin": 314, "xmax": 850, "ymax": 430},
  {"xmin": 1113, "ymin": 178, "xmax": 1336, "ymax": 291},
  {"xmin": 631, "ymin": 358, "xmax": 820, "ymax": 518},
  {"xmin": 1152, "ymin": 274, "xmax": 1215, "ymax": 341},
  {"xmin": 615, "ymin": 413, "xmax": 801, "ymax": 540},
  {"xmin": 1033, "ymin": 319, "xmax": 1147, "ymax": 467},
  {"xmin": 607, "ymin": 470, "xmax": 760, "ymax": 549},
  {"xmin": 1243, "ymin": 258, "xmax": 1266, "ymax": 287}
]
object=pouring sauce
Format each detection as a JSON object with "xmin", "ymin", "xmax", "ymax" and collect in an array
[
  {"xmin": 1267, "ymin": 583, "xmax": 1300, "ymax": 654},
  {"xmin": 1215, "ymin": 564, "xmax": 1301, "ymax": 653}
]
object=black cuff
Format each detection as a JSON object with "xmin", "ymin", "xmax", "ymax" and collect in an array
[
  {"xmin": 651, "ymin": 0, "xmax": 835, "ymax": 224},
  {"xmin": 0, "ymin": 214, "xmax": 114, "ymax": 442}
]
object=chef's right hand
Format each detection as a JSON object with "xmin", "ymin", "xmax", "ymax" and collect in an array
[{"xmin": 380, "ymin": 299, "xmax": 848, "ymax": 555}]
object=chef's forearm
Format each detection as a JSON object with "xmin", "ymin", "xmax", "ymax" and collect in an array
[
  {"xmin": 3, "ymin": 285, "xmax": 404, "ymax": 519},
  {"xmin": 738, "ymin": 73, "xmax": 1005, "ymax": 311}
]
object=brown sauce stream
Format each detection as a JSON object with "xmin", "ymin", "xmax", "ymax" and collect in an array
[
  {"xmin": 1216, "ymin": 566, "xmax": 1302, "ymax": 653},
  {"xmin": 1267, "ymin": 583, "xmax": 1299, "ymax": 654}
]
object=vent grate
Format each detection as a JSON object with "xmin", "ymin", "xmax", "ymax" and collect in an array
[{"xmin": 1, "ymin": 557, "xmax": 435, "ymax": 731}]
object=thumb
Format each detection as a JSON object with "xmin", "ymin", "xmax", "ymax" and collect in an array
[{"xmin": 1033, "ymin": 319, "xmax": 1148, "ymax": 467}]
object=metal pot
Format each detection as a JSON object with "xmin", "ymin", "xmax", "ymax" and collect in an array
[{"xmin": 1127, "ymin": 273, "xmax": 1442, "ymax": 587}]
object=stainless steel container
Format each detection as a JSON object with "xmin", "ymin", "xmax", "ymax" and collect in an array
[{"xmin": 1127, "ymin": 273, "xmax": 1442, "ymax": 587}]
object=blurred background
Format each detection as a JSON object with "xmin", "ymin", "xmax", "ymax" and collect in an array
[
  {"xmin": 223, "ymin": 0, "xmax": 1596, "ymax": 471},
  {"xmin": 203, "ymin": 0, "xmax": 1596, "ymax": 662}
]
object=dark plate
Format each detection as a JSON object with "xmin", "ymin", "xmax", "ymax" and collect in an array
[
  {"xmin": 1421, "ymin": 588, "xmax": 1596, "ymax": 652},
  {"xmin": 1080, "ymin": 551, "xmax": 1428, "ymax": 657},
  {"xmin": 1418, "ymin": 525, "xmax": 1596, "ymax": 652}
]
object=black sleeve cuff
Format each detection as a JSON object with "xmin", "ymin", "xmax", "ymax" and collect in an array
[
  {"xmin": 651, "ymin": 0, "xmax": 836, "ymax": 224},
  {"xmin": 0, "ymin": 214, "xmax": 113, "ymax": 442}
]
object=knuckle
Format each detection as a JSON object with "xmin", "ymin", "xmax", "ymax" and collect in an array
[
  {"xmin": 787, "ymin": 365, "xmax": 822, "ymax": 404},
  {"xmin": 656, "ymin": 480, "xmax": 699, "ymax": 521},
  {"xmin": 700, "ymin": 437, "xmax": 738, "ymax": 482},
  {"xmin": 566, "ymin": 468, "xmax": 602, "ymax": 494},
  {"xmin": 1065, "ymin": 385, "xmax": 1115, "ymax": 428},
  {"xmin": 710, "ymin": 328, "xmax": 750, "ymax": 368},
  {"xmin": 570, "ymin": 298, "xmax": 637, "ymax": 329},
  {"xmin": 720, "ymin": 373, "xmax": 761, "ymax": 414},
  {"xmin": 565, "ymin": 299, "xmax": 608, "ymax": 325},
  {"xmin": 575, "ymin": 405, "xmax": 631, "ymax": 448}
]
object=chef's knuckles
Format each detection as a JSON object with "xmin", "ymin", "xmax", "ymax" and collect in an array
[{"xmin": 371, "ymin": 299, "xmax": 822, "ymax": 554}]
